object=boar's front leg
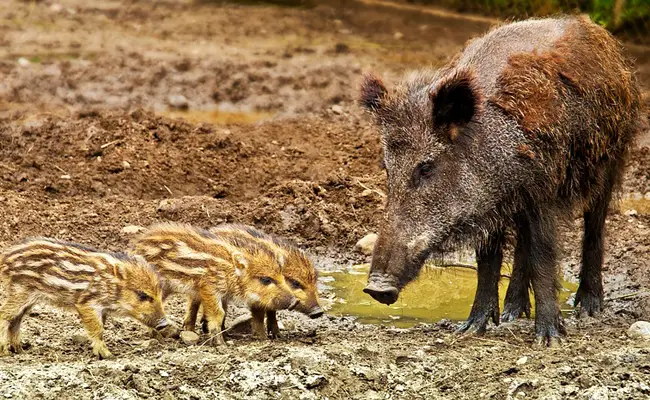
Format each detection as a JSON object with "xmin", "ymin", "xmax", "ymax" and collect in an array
[
  {"xmin": 76, "ymin": 304, "xmax": 114, "ymax": 359},
  {"xmin": 266, "ymin": 311, "xmax": 281, "ymax": 339},
  {"xmin": 198, "ymin": 284, "xmax": 226, "ymax": 345},
  {"xmin": 521, "ymin": 206, "xmax": 566, "ymax": 346},
  {"xmin": 458, "ymin": 230, "xmax": 504, "ymax": 334}
]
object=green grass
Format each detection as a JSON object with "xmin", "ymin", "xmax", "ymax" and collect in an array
[{"xmin": 405, "ymin": 0, "xmax": 649, "ymax": 34}]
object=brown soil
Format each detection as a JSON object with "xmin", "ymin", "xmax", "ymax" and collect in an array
[{"xmin": 0, "ymin": 1, "xmax": 649, "ymax": 399}]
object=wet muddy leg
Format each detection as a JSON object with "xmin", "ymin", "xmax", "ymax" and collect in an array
[
  {"xmin": 575, "ymin": 164, "xmax": 618, "ymax": 316},
  {"xmin": 501, "ymin": 215, "xmax": 532, "ymax": 322},
  {"xmin": 458, "ymin": 229, "xmax": 504, "ymax": 334},
  {"xmin": 522, "ymin": 206, "xmax": 565, "ymax": 346}
]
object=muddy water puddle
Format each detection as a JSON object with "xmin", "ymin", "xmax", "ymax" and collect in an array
[{"xmin": 322, "ymin": 263, "xmax": 577, "ymax": 328}]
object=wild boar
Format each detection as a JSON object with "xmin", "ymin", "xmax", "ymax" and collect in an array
[
  {"xmin": 360, "ymin": 15, "xmax": 642, "ymax": 345},
  {"xmin": 205, "ymin": 224, "xmax": 322, "ymax": 338},
  {"xmin": 0, "ymin": 238, "xmax": 171, "ymax": 359},
  {"xmin": 132, "ymin": 223, "xmax": 297, "ymax": 344}
]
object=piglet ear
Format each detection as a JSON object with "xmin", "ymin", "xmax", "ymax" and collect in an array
[
  {"xmin": 113, "ymin": 263, "xmax": 128, "ymax": 280},
  {"xmin": 429, "ymin": 70, "xmax": 481, "ymax": 127},
  {"xmin": 232, "ymin": 252, "xmax": 248, "ymax": 270},
  {"xmin": 360, "ymin": 73, "xmax": 387, "ymax": 112}
]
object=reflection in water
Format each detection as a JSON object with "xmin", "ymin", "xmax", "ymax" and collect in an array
[{"xmin": 323, "ymin": 263, "xmax": 577, "ymax": 328}]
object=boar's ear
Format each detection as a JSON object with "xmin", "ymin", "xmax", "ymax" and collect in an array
[
  {"xmin": 360, "ymin": 73, "xmax": 387, "ymax": 113},
  {"xmin": 429, "ymin": 70, "xmax": 481, "ymax": 129}
]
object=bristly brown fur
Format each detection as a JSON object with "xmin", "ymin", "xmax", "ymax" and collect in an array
[{"xmin": 0, "ymin": 238, "xmax": 169, "ymax": 359}]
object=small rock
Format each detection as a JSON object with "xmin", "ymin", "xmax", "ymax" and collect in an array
[
  {"xmin": 121, "ymin": 225, "xmax": 145, "ymax": 234},
  {"xmin": 627, "ymin": 321, "xmax": 650, "ymax": 340},
  {"xmin": 582, "ymin": 386, "xmax": 609, "ymax": 400},
  {"xmin": 305, "ymin": 375, "xmax": 326, "ymax": 389},
  {"xmin": 159, "ymin": 370, "xmax": 169, "ymax": 378},
  {"xmin": 50, "ymin": 4, "xmax": 63, "ymax": 13},
  {"xmin": 557, "ymin": 365, "xmax": 572, "ymax": 375},
  {"xmin": 625, "ymin": 209, "xmax": 638, "ymax": 216},
  {"xmin": 17, "ymin": 57, "xmax": 30, "ymax": 67},
  {"xmin": 516, "ymin": 356, "xmax": 528, "ymax": 366},
  {"xmin": 60, "ymin": 174, "xmax": 71, "ymax": 180},
  {"xmin": 355, "ymin": 233, "xmax": 378, "ymax": 255},
  {"xmin": 122, "ymin": 161, "xmax": 131, "ymax": 169},
  {"xmin": 168, "ymin": 94, "xmax": 189, "ymax": 110},
  {"xmin": 71, "ymin": 334, "xmax": 87, "ymax": 346},
  {"xmin": 645, "ymin": 192, "xmax": 650, "ymax": 200},
  {"xmin": 180, "ymin": 331, "xmax": 199, "ymax": 346},
  {"xmin": 331, "ymin": 105, "xmax": 344, "ymax": 115},
  {"xmin": 360, "ymin": 189, "xmax": 373, "ymax": 197},
  {"xmin": 393, "ymin": 32, "xmax": 404, "ymax": 40},
  {"xmin": 141, "ymin": 339, "xmax": 160, "ymax": 349}
]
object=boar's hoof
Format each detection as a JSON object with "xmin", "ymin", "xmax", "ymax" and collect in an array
[
  {"xmin": 94, "ymin": 348, "xmax": 115, "ymax": 360},
  {"xmin": 533, "ymin": 319, "xmax": 566, "ymax": 348},
  {"xmin": 457, "ymin": 304, "xmax": 499, "ymax": 335},
  {"xmin": 501, "ymin": 298, "xmax": 532, "ymax": 323},
  {"xmin": 573, "ymin": 289, "xmax": 603, "ymax": 318},
  {"xmin": 363, "ymin": 285, "xmax": 399, "ymax": 305},
  {"xmin": 309, "ymin": 307, "xmax": 324, "ymax": 319}
]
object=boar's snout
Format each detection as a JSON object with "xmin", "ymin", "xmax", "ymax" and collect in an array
[
  {"xmin": 308, "ymin": 306, "xmax": 324, "ymax": 319},
  {"xmin": 154, "ymin": 317, "xmax": 170, "ymax": 330},
  {"xmin": 363, "ymin": 284, "xmax": 399, "ymax": 305}
]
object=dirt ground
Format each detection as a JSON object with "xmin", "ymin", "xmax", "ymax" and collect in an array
[{"xmin": 0, "ymin": 0, "xmax": 650, "ymax": 399}]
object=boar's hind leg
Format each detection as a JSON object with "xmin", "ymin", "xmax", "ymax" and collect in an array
[
  {"xmin": 458, "ymin": 230, "xmax": 505, "ymax": 334},
  {"xmin": 76, "ymin": 304, "xmax": 114, "ymax": 359},
  {"xmin": 522, "ymin": 207, "xmax": 565, "ymax": 346},
  {"xmin": 575, "ymin": 164, "xmax": 618, "ymax": 316},
  {"xmin": 501, "ymin": 220, "xmax": 533, "ymax": 323},
  {"xmin": 0, "ymin": 288, "xmax": 33, "ymax": 355},
  {"xmin": 182, "ymin": 296, "xmax": 201, "ymax": 332}
]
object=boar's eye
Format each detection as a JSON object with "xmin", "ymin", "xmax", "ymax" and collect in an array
[
  {"xmin": 413, "ymin": 161, "xmax": 436, "ymax": 185},
  {"xmin": 288, "ymin": 278, "xmax": 304, "ymax": 290},
  {"xmin": 259, "ymin": 277, "xmax": 275, "ymax": 286},
  {"xmin": 136, "ymin": 290, "xmax": 153, "ymax": 302}
]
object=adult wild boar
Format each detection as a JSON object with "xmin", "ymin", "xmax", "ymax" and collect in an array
[{"xmin": 361, "ymin": 15, "xmax": 642, "ymax": 345}]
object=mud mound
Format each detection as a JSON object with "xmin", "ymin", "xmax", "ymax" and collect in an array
[{"xmin": 0, "ymin": 109, "xmax": 381, "ymax": 201}]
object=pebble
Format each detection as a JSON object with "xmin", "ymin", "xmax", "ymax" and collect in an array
[
  {"xmin": 71, "ymin": 334, "xmax": 88, "ymax": 346},
  {"xmin": 17, "ymin": 57, "xmax": 30, "ymax": 67},
  {"xmin": 354, "ymin": 233, "xmax": 378, "ymax": 255},
  {"xmin": 180, "ymin": 330, "xmax": 200, "ymax": 346},
  {"xmin": 624, "ymin": 209, "xmax": 638, "ymax": 216},
  {"xmin": 583, "ymin": 386, "xmax": 609, "ymax": 400},
  {"xmin": 305, "ymin": 375, "xmax": 326, "ymax": 389},
  {"xmin": 331, "ymin": 105, "xmax": 344, "ymax": 115},
  {"xmin": 168, "ymin": 94, "xmax": 189, "ymax": 110},
  {"xmin": 121, "ymin": 225, "xmax": 145, "ymax": 234},
  {"xmin": 627, "ymin": 321, "xmax": 650, "ymax": 340},
  {"xmin": 516, "ymin": 356, "xmax": 528, "ymax": 366},
  {"xmin": 393, "ymin": 32, "xmax": 404, "ymax": 40},
  {"xmin": 159, "ymin": 370, "xmax": 169, "ymax": 378},
  {"xmin": 557, "ymin": 365, "xmax": 572, "ymax": 375},
  {"xmin": 122, "ymin": 161, "xmax": 131, "ymax": 169},
  {"xmin": 60, "ymin": 174, "xmax": 71, "ymax": 180},
  {"xmin": 141, "ymin": 339, "xmax": 160, "ymax": 349}
]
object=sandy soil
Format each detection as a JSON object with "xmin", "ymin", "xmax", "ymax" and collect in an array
[{"xmin": 0, "ymin": 0, "xmax": 649, "ymax": 399}]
